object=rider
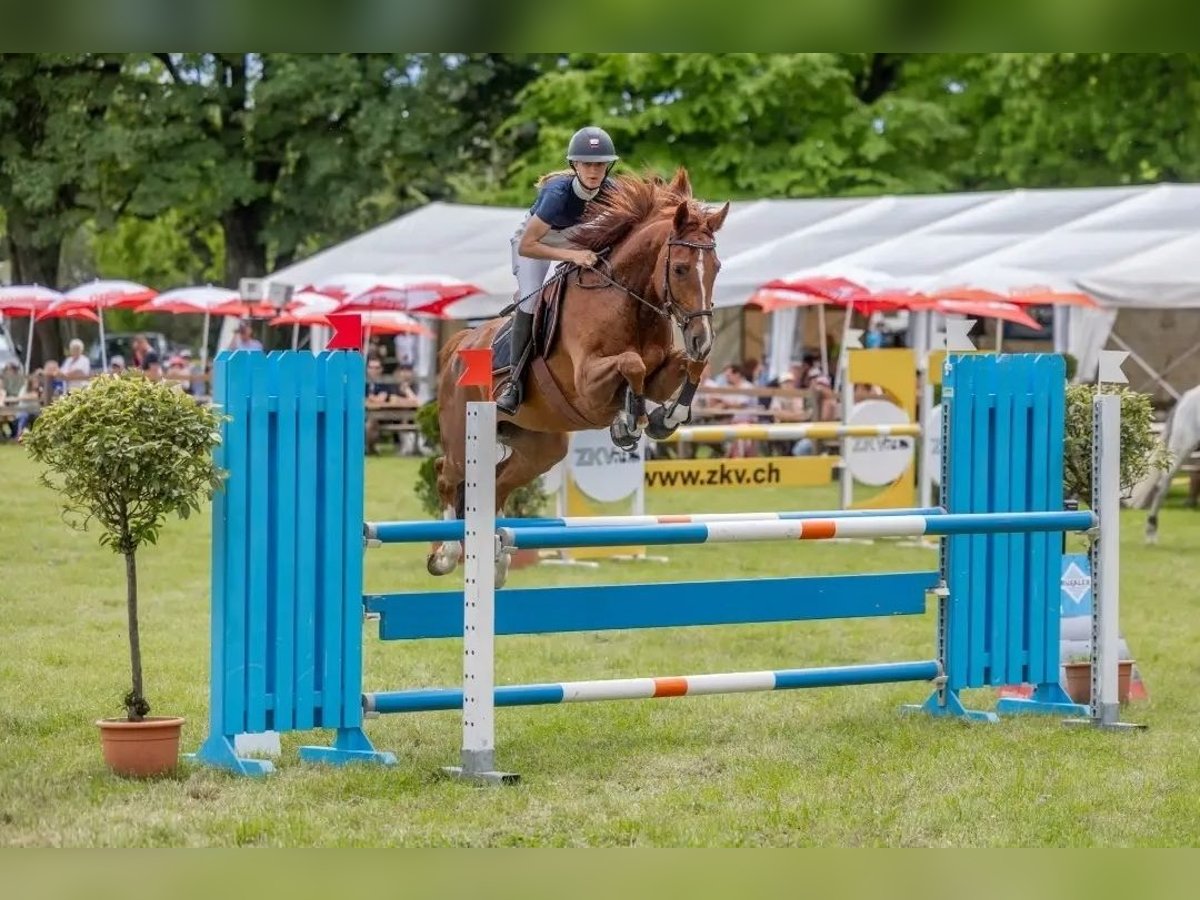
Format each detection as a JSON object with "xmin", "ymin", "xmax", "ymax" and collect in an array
[{"xmin": 495, "ymin": 125, "xmax": 620, "ymax": 415}]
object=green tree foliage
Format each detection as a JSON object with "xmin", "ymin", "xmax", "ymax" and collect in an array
[
  {"xmin": 470, "ymin": 53, "xmax": 967, "ymax": 204},
  {"xmin": 900, "ymin": 53, "xmax": 1200, "ymax": 189}
]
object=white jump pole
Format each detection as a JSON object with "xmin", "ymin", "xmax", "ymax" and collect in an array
[
  {"xmin": 915, "ymin": 310, "xmax": 936, "ymax": 510},
  {"xmin": 442, "ymin": 399, "xmax": 519, "ymax": 783},
  {"xmin": 1068, "ymin": 350, "xmax": 1144, "ymax": 732}
]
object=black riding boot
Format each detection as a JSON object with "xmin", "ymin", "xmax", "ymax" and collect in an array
[{"xmin": 495, "ymin": 310, "xmax": 535, "ymax": 415}]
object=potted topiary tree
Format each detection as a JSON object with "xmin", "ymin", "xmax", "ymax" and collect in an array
[
  {"xmin": 23, "ymin": 373, "xmax": 225, "ymax": 777},
  {"xmin": 1062, "ymin": 381, "xmax": 1171, "ymax": 505},
  {"xmin": 414, "ymin": 399, "xmax": 551, "ymax": 568}
]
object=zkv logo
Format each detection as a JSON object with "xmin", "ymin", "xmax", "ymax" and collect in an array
[{"xmin": 573, "ymin": 447, "xmax": 639, "ymax": 467}]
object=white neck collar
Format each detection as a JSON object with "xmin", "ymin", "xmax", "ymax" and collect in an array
[{"xmin": 572, "ymin": 176, "xmax": 600, "ymax": 201}]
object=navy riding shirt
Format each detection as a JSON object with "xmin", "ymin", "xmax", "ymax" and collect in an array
[{"xmin": 530, "ymin": 175, "xmax": 615, "ymax": 230}]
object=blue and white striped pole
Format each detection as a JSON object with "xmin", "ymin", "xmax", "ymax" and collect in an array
[
  {"xmin": 499, "ymin": 510, "xmax": 1097, "ymax": 552},
  {"xmin": 364, "ymin": 506, "xmax": 947, "ymax": 545}
]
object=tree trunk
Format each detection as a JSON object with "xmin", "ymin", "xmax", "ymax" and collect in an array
[
  {"xmin": 222, "ymin": 201, "xmax": 270, "ymax": 287},
  {"xmin": 124, "ymin": 549, "xmax": 146, "ymax": 721},
  {"xmin": 5, "ymin": 205, "xmax": 64, "ymax": 368}
]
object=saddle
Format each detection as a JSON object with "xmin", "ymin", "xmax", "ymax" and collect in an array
[
  {"xmin": 489, "ymin": 270, "xmax": 568, "ymax": 377},
  {"xmin": 487, "ymin": 264, "xmax": 610, "ymax": 429}
]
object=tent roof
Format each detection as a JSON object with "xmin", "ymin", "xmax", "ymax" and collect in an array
[{"xmin": 268, "ymin": 183, "xmax": 1200, "ymax": 318}]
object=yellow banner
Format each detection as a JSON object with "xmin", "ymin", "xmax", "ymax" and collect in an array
[{"xmin": 644, "ymin": 455, "xmax": 836, "ymax": 491}]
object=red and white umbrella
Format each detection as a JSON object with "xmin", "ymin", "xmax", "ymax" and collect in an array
[
  {"xmin": 61, "ymin": 279, "xmax": 158, "ymax": 310},
  {"xmin": 137, "ymin": 286, "xmax": 243, "ymax": 362},
  {"xmin": 0, "ymin": 285, "xmax": 65, "ymax": 372},
  {"xmin": 137, "ymin": 285, "xmax": 241, "ymax": 315},
  {"xmin": 270, "ymin": 293, "xmax": 341, "ymax": 327},
  {"xmin": 0, "ymin": 284, "xmax": 63, "ymax": 314},
  {"xmin": 269, "ymin": 294, "xmax": 342, "ymax": 349},
  {"xmin": 350, "ymin": 310, "xmax": 435, "ymax": 338},
  {"xmin": 307, "ymin": 272, "xmax": 481, "ymax": 312},
  {"xmin": 909, "ymin": 296, "xmax": 1044, "ymax": 331},
  {"xmin": 271, "ymin": 309, "xmax": 434, "ymax": 337},
  {"xmin": 39, "ymin": 306, "xmax": 100, "ymax": 323},
  {"xmin": 759, "ymin": 275, "xmax": 871, "ymax": 304}
]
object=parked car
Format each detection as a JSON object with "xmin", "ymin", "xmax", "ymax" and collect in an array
[{"xmin": 0, "ymin": 321, "xmax": 22, "ymax": 371}]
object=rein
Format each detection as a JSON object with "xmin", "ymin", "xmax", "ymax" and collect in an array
[{"xmin": 575, "ymin": 233, "xmax": 716, "ymax": 332}]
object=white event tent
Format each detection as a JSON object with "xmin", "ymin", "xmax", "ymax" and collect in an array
[{"xmin": 267, "ymin": 183, "xmax": 1200, "ymax": 402}]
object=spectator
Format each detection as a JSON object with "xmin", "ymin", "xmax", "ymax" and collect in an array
[
  {"xmin": 108, "ymin": 355, "xmax": 126, "ymax": 375},
  {"xmin": 40, "ymin": 361, "xmax": 65, "ymax": 400},
  {"xmin": 131, "ymin": 334, "xmax": 159, "ymax": 371},
  {"xmin": 60, "ymin": 338, "xmax": 91, "ymax": 391},
  {"xmin": 228, "ymin": 320, "xmax": 263, "ymax": 351},
  {"xmin": 364, "ymin": 357, "xmax": 417, "ymax": 454},
  {"xmin": 1, "ymin": 360, "xmax": 23, "ymax": 398}
]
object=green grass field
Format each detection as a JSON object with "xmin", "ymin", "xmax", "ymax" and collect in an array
[{"xmin": 2, "ymin": 444, "xmax": 1199, "ymax": 847}]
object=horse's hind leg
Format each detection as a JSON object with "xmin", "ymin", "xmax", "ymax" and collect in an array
[
  {"xmin": 426, "ymin": 454, "xmax": 466, "ymax": 576},
  {"xmin": 1146, "ymin": 454, "xmax": 1189, "ymax": 544},
  {"xmin": 495, "ymin": 429, "xmax": 568, "ymax": 514}
]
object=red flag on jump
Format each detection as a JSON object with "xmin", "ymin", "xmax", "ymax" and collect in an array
[
  {"xmin": 326, "ymin": 313, "xmax": 363, "ymax": 351},
  {"xmin": 457, "ymin": 348, "xmax": 493, "ymax": 393}
]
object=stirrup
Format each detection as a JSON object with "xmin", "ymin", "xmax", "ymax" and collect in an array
[{"xmin": 495, "ymin": 380, "xmax": 522, "ymax": 414}]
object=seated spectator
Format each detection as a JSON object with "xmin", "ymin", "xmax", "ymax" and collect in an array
[
  {"xmin": 60, "ymin": 339, "xmax": 91, "ymax": 391},
  {"xmin": 227, "ymin": 320, "xmax": 263, "ymax": 351},
  {"xmin": 41, "ymin": 360, "xmax": 65, "ymax": 400},
  {"xmin": 166, "ymin": 355, "xmax": 192, "ymax": 391},
  {"xmin": 1, "ymin": 360, "xmax": 23, "ymax": 398},
  {"xmin": 108, "ymin": 355, "xmax": 126, "ymax": 375},
  {"xmin": 769, "ymin": 371, "xmax": 811, "ymax": 423},
  {"xmin": 131, "ymin": 334, "xmax": 159, "ymax": 371},
  {"xmin": 364, "ymin": 358, "xmax": 417, "ymax": 454}
]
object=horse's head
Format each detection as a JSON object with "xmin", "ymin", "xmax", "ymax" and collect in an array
[{"xmin": 657, "ymin": 177, "xmax": 730, "ymax": 362}]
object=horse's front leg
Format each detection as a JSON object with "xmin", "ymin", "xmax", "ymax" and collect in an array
[
  {"xmin": 644, "ymin": 354, "xmax": 706, "ymax": 441},
  {"xmin": 576, "ymin": 351, "xmax": 647, "ymax": 452}
]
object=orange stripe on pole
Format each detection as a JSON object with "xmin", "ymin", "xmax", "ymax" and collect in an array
[
  {"xmin": 653, "ymin": 677, "xmax": 689, "ymax": 698},
  {"xmin": 657, "ymin": 515, "xmax": 693, "ymax": 524},
  {"xmin": 799, "ymin": 520, "xmax": 837, "ymax": 540}
]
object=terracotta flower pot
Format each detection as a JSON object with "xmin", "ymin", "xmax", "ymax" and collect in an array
[
  {"xmin": 1063, "ymin": 661, "xmax": 1133, "ymax": 705},
  {"xmin": 97, "ymin": 715, "xmax": 185, "ymax": 777}
]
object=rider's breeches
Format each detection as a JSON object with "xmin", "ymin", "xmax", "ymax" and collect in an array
[{"xmin": 510, "ymin": 235, "xmax": 552, "ymax": 314}]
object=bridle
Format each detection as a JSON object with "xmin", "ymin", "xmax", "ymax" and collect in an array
[{"xmin": 577, "ymin": 231, "xmax": 717, "ymax": 332}]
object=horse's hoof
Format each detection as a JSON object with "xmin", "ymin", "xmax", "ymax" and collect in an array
[
  {"xmin": 1144, "ymin": 529, "xmax": 1158, "ymax": 546},
  {"xmin": 426, "ymin": 541, "xmax": 462, "ymax": 576},
  {"xmin": 495, "ymin": 550, "xmax": 511, "ymax": 589},
  {"xmin": 645, "ymin": 406, "xmax": 678, "ymax": 441},
  {"xmin": 609, "ymin": 422, "xmax": 639, "ymax": 453}
]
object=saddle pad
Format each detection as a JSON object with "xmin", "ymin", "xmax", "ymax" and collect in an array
[{"xmin": 489, "ymin": 268, "xmax": 569, "ymax": 376}]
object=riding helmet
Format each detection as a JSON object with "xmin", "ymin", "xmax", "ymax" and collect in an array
[{"xmin": 566, "ymin": 126, "xmax": 619, "ymax": 163}]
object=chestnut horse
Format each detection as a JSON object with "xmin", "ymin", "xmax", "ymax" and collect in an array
[{"xmin": 428, "ymin": 167, "xmax": 729, "ymax": 576}]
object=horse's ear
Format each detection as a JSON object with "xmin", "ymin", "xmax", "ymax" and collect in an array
[
  {"xmin": 670, "ymin": 167, "xmax": 692, "ymax": 197},
  {"xmin": 706, "ymin": 202, "xmax": 730, "ymax": 233},
  {"xmin": 673, "ymin": 201, "xmax": 691, "ymax": 235}
]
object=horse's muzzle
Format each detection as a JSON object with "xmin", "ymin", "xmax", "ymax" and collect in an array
[{"xmin": 684, "ymin": 319, "xmax": 713, "ymax": 361}]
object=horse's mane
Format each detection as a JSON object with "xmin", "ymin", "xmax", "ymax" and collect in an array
[{"xmin": 572, "ymin": 169, "xmax": 705, "ymax": 252}]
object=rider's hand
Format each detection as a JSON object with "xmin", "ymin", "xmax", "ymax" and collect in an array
[{"xmin": 573, "ymin": 249, "xmax": 598, "ymax": 267}]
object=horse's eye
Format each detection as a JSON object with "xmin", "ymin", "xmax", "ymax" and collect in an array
[{"xmin": 673, "ymin": 264, "xmax": 688, "ymax": 277}]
